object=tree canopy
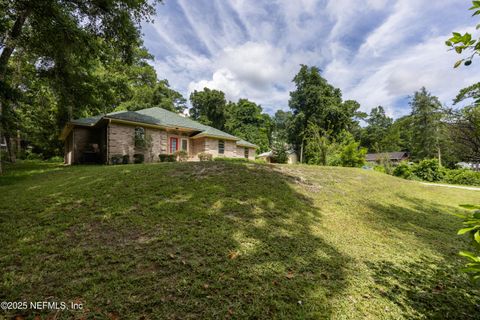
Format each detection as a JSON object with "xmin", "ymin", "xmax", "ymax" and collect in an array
[
  {"xmin": 189, "ymin": 88, "xmax": 227, "ymax": 130},
  {"xmin": 288, "ymin": 65, "xmax": 363, "ymax": 163}
]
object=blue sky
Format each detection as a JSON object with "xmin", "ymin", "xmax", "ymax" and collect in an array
[{"xmin": 142, "ymin": 0, "xmax": 480, "ymax": 118}]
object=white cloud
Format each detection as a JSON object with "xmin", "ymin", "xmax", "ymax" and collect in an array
[
  {"xmin": 187, "ymin": 42, "xmax": 295, "ymax": 108},
  {"xmin": 146, "ymin": 0, "xmax": 480, "ymax": 117},
  {"xmin": 326, "ymin": 26, "xmax": 480, "ymax": 117}
]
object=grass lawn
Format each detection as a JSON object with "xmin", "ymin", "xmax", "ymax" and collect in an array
[{"xmin": 1, "ymin": 161, "xmax": 479, "ymax": 319}]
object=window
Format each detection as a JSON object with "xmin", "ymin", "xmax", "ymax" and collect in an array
[
  {"xmin": 244, "ymin": 147, "xmax": 249, "ymax": 159},
  {"xmin": 134, "ymin": 127, "xmax": 145, "ymax": 147},
  {"xmin": 170, "ymin": 137, "xmax": 178, "ymax": 154},
  {"xmin": 181, "ymin": 139, "xmax": 188, "ymax": 151},
  {"xmin": 218, "ymin": 140, "xmax": 225, "ymax": 154}
]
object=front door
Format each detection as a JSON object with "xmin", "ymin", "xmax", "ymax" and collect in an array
[{"xmin": 170, "ymin": 137, "xmax": 178, "ymax": 154}]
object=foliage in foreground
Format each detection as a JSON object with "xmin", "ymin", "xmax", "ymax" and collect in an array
[
  {"xmin": 446, "ymin": 1, "xmax": 480, "ymax": 68},
  {"xmin": 457, "ymin": 205, "xmax": 480, "ymax": 284}
]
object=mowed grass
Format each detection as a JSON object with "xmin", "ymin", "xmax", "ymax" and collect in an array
[{"xmin": 1, "ymin": 161, "xmax": 479, "ymax": 319}]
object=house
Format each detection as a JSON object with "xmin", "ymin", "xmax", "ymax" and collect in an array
[
  {"xmin": 257, "ymin": 150, "xmax": 298, "ymax": 164},
  {"xmin": 59, "ymin": 107, "xmax": 258, "ymax": 164},
  {"xmin": 365, "ymin": 152, "xmax": 409, "ymax": 164},
  {"xmin": 457, "ymin": 162, "xmax": 480, "ymax": 171}
]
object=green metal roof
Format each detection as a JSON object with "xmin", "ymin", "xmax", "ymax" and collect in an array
[
  {"xmin": 70, "ymin": 115, "xmax": 103, "ymax": 126},
  {"xmin": 69, "ymin": 107, "xmax": 257, "ymax": 147},
  {"xmin": 236, "ymin": 139, "xmax": 258, "ymax": 148}
]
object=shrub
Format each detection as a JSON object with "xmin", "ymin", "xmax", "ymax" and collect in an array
[
  {"xmin": 159, "ymin": 154, "xmax": 168, "ymax": 162},
  {"xmin": 393, "ymin": 162, "xmax": 413, "ymax": 179},
  {"xmin": 47, "ymin": 156, "xmax": 64, "ymax": 163},
  {"xmin": 338, "ymin": 141, "xmax": 367, "ymax": 167},
  {"xmin": 198, "ymin": 152, "xmax": 213, "ymax": 161},
  {"xmin": 159, "ymin": 154, "xmax": 176, "ymax": 162},
  {"xmin": 214, "ymin": 157, "xmax": 248, "ymax": 162},
  {"xmin": 445, "ymin": 169, "xmax": 480, "ymax": 186},
  {"xmin": 133, "ymin": 153, "xmax": 144, "ymax": 164},
  {"xmin": 373, "ymin": 165, "xmax": 386, "ymax": 173},
  {"xmin": 122, "ymin": 155, "xmax": 130, "ymax": 164},
  {"xmin": 412, "ymin": 159, "xmax": 444, "ymax": 182},
  {"xmin": 175, "ymin": 150, "xmax": 188, "ymax": 162},
  {"xmin": 111, "ymin": 154, "xmax": 123, "ymax": 165},
  {"xmin": 25, "ymin": 150, "xmax": 43, "ymax": 160}
]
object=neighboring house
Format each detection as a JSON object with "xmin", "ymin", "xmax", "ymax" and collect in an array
[
  {"xmin": 365, "ymin": 152, "xmax": 409, "ymax": 164},
  {"xmin": 457, "ymin": 162, "xmax": 480, "ymax": 171},
  {"xmin": 257, "ymin": 150, "xmax": 298, "ymax": 164},
  {"xmin": 59, "ymin": 107, "xmax": 257, "ymax": 165}
]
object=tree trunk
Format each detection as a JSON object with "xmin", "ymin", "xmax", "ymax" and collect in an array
[
  {"xmin": 300, "ymin": 140, "xmax": 304, "ymax": 163},
  {"xmin": 0, "ymin": 9, "xmax": 30, "ymax": 174},
  {"xmin": 4, "ymin": 133, "xmax": 15, "ymax": 163},
  {"xmin": 438, "ymin": 147, "xmax": 442, "ymax": 167}
]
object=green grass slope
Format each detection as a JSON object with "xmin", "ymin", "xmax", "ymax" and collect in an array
[{"xmin": 1, "ymin": 161, "xmax": 479, "ymax": 319}]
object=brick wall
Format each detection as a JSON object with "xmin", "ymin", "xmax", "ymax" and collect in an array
[
  {"xmin": 236, "ymin": 146, "xmax": 256, "ymax": 160},
  {"xmin": 108, "ymin": 122, "xmax": 169, "ymax": 163},
  {"xmin": 204, "ymin": 138, "xmax": 237, "ymax": 158},
  {"xmin": 106, "ymin": 122, "xmax": 256, "ymax": 162}
]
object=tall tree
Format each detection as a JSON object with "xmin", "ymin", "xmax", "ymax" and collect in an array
[
  {"xmin": 189, "ymin": 88, "xmax": 227, "ymax": 130},
  {"xmin": 288, "ymin": 65, "xmax": 361, "ymax": 163},
  {"xmin": 449, "ymin": 84, "xmax": 480, "ymax": 162},
  {"xmin": 11, "ymin": 45, "xmax": 183, "ymax": 159},
  {"xmin": 272, "ymin": 109, "xmax": 292, "ymax": 144},
  {"xmin": 0, "ymin": 0, "xmax": 160, "ymax": 173},
  {"xmin": 225, "ymin": 99, "xmax": 271, "ymax": 152},
  {"xmin": 390, "ymin": 115, "xmax": 414, "ymax": 153},
  {"xmin": 409, "ymin": 87, "xmax": 445, "ymax": 162},
  {"xmin": 362, "ymin": 106, "xmax": 394, "ymax": 152}
]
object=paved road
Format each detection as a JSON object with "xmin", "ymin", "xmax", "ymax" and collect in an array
[{"xmin": 421, "ymin": 183, "xmax": 480, "ymax": 191}]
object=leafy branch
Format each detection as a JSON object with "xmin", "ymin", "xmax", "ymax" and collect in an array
[
  {"xmin": 446, "ymin": 1, "xmax": 480, "ymax": 67},
  {"xmin": 457, "ymin": 204, "xmax": 480, "ymax": 284}
]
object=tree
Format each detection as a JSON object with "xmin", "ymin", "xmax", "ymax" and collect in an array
[
  {"xmin": 389, "ymin": 115, "xmax": 414, "ymax": 153},
  {"xmin": 304, "ymin": 122, "xmax": 336, "ymax": 166},
  {"xmin": 335, "ymin": 131, "xmax": 367, "ymax": 168},
  {"xmin": 225, "ymin": 99, "xmax": 271, "ymax": 153},
  {"xmin": 10, "ymin": 44, "xmax": 182, "ymax": 160},
  {"xmin": 271, "ymin": 140, "xmax": 288, "ymax": 164},
  {"xmin": 342, "ymin": 99, "xmax": 366, "ymax": 140},
  {"xmin": 362, "ymin": 106, "xmax": 394, "ymax": 152},
  {"xmin": 288, "ymin": 65, "xmax": 362, "ymax": 163},
  {"xmin": 446, "ymin": 1, "xmax": 480, "ymax": 67},
  {"xmin": 449, "ymin": 105, "xmax": 480, "ymax": 163},
  {"xmin": 272, "ymin": 110, "xmax": 292, "ymax": 144},
  {"xmin": 119, "ymin": 79, "xmax": 187, "ymax": 113},
  {"xmin": 409, "ymin": 87, "xmax": 446, "ymax": 163},
  {"xmin": 0, "ymin": 0, "xmax": 160, "ymax": 173},
  {"xmin": 189, "ymin": 88, "xmax": 227, "ymax": 130}
]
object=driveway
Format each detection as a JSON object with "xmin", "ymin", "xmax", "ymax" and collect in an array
[{"xmin": 421, "ymin": 183, "xmax": 480, "ymax": 191}]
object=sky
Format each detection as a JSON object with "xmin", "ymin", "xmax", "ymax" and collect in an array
[{"xmin": 142, "ymin": 0, "xmax": 480, "ymax": 118}]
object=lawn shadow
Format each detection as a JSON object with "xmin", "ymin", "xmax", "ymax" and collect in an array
[
  {"xmin": 361, "ymin": 194, "xmax": 480, "ymax": 319},
  {"xmin": 1, "ymin": 162, "xmax": 350, "ymax": 319},
  {"xmin": 0, "ymin": 160, "xmax": 64, "ymax": 186}
]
